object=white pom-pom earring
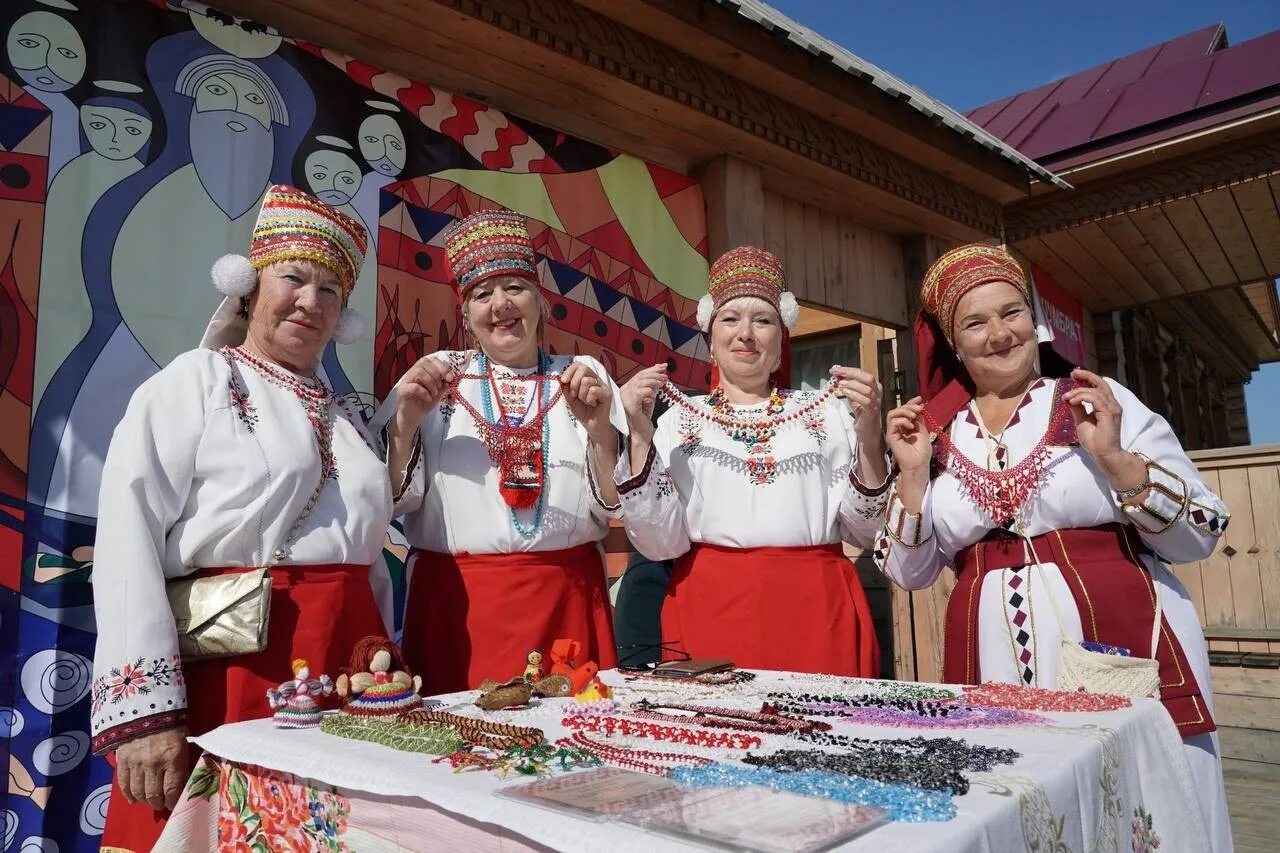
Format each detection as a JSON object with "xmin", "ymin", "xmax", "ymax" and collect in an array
[
  {"xmin": 778, "ymin": 291, "xmax": 799, "ymax": 329},
  {"xmin": 696, "ymin": 294, "xmax": 715, "ymax": 332},
  {"xmin": 333, "ymin": 306, "xmax": 367, "ymax": 345},
  {"xmin": 211, "ymin": 254, "xmax": 257, "ymax": 297}
]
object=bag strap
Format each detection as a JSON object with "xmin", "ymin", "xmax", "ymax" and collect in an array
[
  {"xmin": 1148, "ymin": 570, "xmax": 1163, "ymax": 659},
  {"xmin": 221, "ymin": 349, "xmax": 332, "ymax": 564},
  {"xmin": 1018, "ymin": 522, "xmax": 1162, "ymax": 659}
]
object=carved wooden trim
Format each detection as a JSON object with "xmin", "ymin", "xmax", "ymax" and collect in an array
[
  {"xmin": 1006, "ymin": 136, "xmax": 1280, "ymax": 241},
  {"xmin": 438, "ymin": 0, "xmax": 1003, "ymax": 233}
]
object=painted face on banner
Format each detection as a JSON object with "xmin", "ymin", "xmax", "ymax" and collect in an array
[
  {"xmin": 358, "ymin": 113, "xmax": 406, "ymax": 177},
  {"xmin": 305, "ymin": 148, "xmax": 361, "ymax": 206},
  {"xmin": 80, "ymin": 105, "xmax": 153, "ymax": 161},
  {"xmin": 7, "ymin": 11, "xmax": 86, "ymax": 93}
]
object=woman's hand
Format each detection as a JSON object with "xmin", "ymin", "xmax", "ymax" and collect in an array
[
  {"xmin": 393, "ymin": 356, "xmax": 457, "ymax": 432},
  {"xmin": 1063, "ymin": 368, "xmax": 1146, "ymax": 492},
  {"xmin": 829, "ymin": 365, "xmax": 882, "ymax": 440},
  {"xmin": 620, "ymin": 364, "xmax": 668, "ymax": 446},
  {"xmin": 561, "ymin": 361, "xmax": 617, "ymax": 446},
  {"xmin": 115, "ymin": 726, "xmax": 189, "ymax": 811},
  {"xmin": 886, "ymin": 397, "xmax": 930, "ymax": 473}
]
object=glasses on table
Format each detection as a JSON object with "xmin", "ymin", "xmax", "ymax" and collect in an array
[{"xmin": 616, "ymin": 641, "xmax": 690, "ymax": 672}]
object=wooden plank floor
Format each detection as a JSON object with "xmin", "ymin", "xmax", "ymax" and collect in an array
[{"xmin": 1226, "ymin": 765, "xmax": 1280, "ymax": 852}]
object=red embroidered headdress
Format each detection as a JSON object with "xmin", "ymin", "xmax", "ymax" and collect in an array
[
  {"xmin": 443, "ymin": 208, "xmax": 539, "ymax": 298},
  {"xmin": 915, "ymin": 244, "xmax": 1031, "ymax": 430},
  {"xmin": 697, "ymin": 246, "xmax": 798, "ymax": 331}
]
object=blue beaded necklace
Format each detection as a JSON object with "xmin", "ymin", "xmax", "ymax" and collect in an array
[{"xmin": 478, "ymin": 350, "xmax": 553, "ymax": 537}]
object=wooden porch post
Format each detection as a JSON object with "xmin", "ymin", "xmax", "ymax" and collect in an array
[
  {"xmin": 700, "ymin": 155, "xmax": 765, "ymax": 259},
  {"xmin": 891, "ymin": 234, "xmax": 952, "ymax": 682}
]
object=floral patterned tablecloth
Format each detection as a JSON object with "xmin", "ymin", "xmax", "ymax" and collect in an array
[{"xmin": 153, "ymin": 671, "xmax": 1210, "ymax": 852}]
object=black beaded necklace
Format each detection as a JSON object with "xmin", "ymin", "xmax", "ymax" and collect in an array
[{"xmin": 743, "ymin": 735, "xmax": 1020, "ymax": 795}]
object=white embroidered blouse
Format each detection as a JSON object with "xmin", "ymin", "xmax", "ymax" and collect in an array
[
  {"xmin": 89, "ymin": 347, "xmax": 394, "ymax": 753},
  {"xmin": 873, "ymin": 376, "xmax": 1229, "ymax": 688},
  {"xmin": 379, "ymin": 351, "xmax": 627, "ymax": 554},
  {"xmin": 615, "ymin": 390, "xmax": 890, "ymax": 561}
]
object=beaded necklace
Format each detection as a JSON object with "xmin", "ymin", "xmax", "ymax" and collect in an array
[
  {"xmin": 628, "ymin": 699, "xmax": 827, "ymax": 735},
  {"xmin": 769, "ymin": 697, "xmax": 1044, "ymax": 729},
  {"xmin": 669, "ymin": 763, "xmax": 957, "ymax": 823},
  {"xmin": 397, "ymin": 708, "xmax": 543, "ymax": 751},
  {"xmin": 224, "ymin": 346, "xmax": 337, "ymax": 562},
  {"xmin": 446, "ymin": 351, "xmax": 562, "ymax": 537},
  {"xmin": 658, "ymin": 381, "xmax": 834, "ymax": 445},
  {"xmin": 560, "ymin": 714, "xmax": 762, "ymax": 750},
  {"xmin": 227, "ymin": 345, "xmax": 336, "ymax": 478},
  {"xmin": 557, "ymin": 731, "xmax": 712, "ymax": 777},
  {"xmin": 961, "ymin": 682, "xmax": 1132, "ymax": 713},
  {"xmin": 317, "ymin": 712, "xmax": 463, "ymax": 755},
  {"xmin": 926, "ymin": 383, "xmax": 1071, "ymax": 526},
  {"xmin": 706, "ymin": 385, "xmax": 786, "ymax": 446},
  {"xmin": 743, "ymin": 735, "xmax": 1021, "ymax": 795}
]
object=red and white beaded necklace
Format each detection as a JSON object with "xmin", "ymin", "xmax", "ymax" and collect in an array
[
  {"xmin": 657, "ymin": 381, "xmax": 834, "ymax": 444},
  {"xmin": 226, "ymin": 345, "xmax": 337, "ymax": 479},
  {"xmin": 444, "ymin": 352, "xmax": 564, "ymax": 522},
  {"xmin": 926, "ymin": 381, "xmax": 1071, "ymax": 526},
  {"xmin": 557, "ymin": 731, "xmax": 712, "ymax": 777}
]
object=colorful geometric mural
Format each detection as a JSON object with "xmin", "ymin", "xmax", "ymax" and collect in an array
[{"xmin": 0, "ymin": 1, "xmax": 707, "ymax": 848}]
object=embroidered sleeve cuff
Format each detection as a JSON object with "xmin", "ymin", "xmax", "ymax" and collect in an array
[
  {"xmin": 585, "ymin": 441, "xmax": 622, "ymax": 516},
  {"xmin": 1186, "ymin": 498, "xmax": 1230, "ymax": 538},
  {"xmin": 90, "ymin": 653, "xmax": 188, "ymax": 753},
  {"xmin": 850, "ymin": 457, "xmax": 893, "ymax": 498},
  {"xmin": 91, "ymin": 709, "xmax": 187, "ymax": 754},
  {"xmin": 616, "ymin": 443, "xmax": 656, "ymax": 496},
  {"xmin": 1123, "ymin": 457, "xmax": 1189, "ymax": 535},
  {"xmin": 884, "ymin": 485, "xmax": 931, "ymax": 548}
]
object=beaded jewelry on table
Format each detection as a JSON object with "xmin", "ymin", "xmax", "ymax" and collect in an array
[
  {"xmin": 743, "ymin": 736, "xmax": 1021, "ymax": 795},
  {"xmin": 962, "ymin": 682, "xmax": 1132, "ymax": 713},
  {"xmin": 670, "ymin": 763, "xmax": 957, "ymax": 823}
]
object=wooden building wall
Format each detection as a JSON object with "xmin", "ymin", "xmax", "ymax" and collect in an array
[{"xmin": 1179, "ymin": 445, "xmax": 1280, "ymax": 772}]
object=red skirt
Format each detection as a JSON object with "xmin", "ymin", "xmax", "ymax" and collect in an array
[
  {"xmin": 945, "ymin": 524, "xmax": 1215, "ymax": 738},
  {"xmin": 101, "ymin": 562, "xmax": 387, "ymax": 852},
  {"xmin": 663, "ymin": 543, "xmax": 879, "ymax": 677},
  {"xmin": 403, "ymin": 543, "xmax": 617, "ymax": 694}
]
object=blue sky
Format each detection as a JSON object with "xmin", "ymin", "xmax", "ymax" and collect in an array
[{"xmin": 769, "ymin": 0, "xmax": 1280, "ymax": 444}]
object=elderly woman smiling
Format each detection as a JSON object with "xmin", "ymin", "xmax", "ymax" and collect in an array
[
  {"xmin": 876, "ymin": 243, "xmax": 1233, "ymax": 851},
  {"xmin": 90, "ymin": 186, "xmax": 393, "ymax": 851},
  {"xmin": 382, "ymin": 209, "xmax": 626, "ymax": 694}
]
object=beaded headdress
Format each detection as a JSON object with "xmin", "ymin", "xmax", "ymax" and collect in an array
[
  {"xmin": 443, "ymin": 208, "xmax": 539, "ymax": 297},
  {"xmin": 920, "ymin": 243, "xmax": 1029, "ymax": 345},
  {"xmin": 696, "ymin": 246, "xmax": 798, "ymax": 331},
  {"xmin": 201, "ymin": 185, "xmax": 369, "ymax": 350}
]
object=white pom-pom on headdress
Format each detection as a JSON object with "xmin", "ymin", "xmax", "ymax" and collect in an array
[
  {"xmin": 696, "ymin": 294, "xmax": 715, "ymax": 332},
  {"xmin": 211, "ymin": 253, "xmax": 257, "ymax": 297},
  {"xmin": 779, "ymin": 291, "xmax": 799, "ymax": 330},
  {"xmin": 333, "ymin": 306, "xmax": 366, "ymax": 345}
]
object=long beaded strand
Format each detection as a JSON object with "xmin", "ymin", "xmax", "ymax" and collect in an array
[
  {"xmin": 557, "ymin": 731, "xmax": 712, "ymax": 777},
  {"xmin": 657, "ymin": 381, "xmax": 835, "ymax": 442}
]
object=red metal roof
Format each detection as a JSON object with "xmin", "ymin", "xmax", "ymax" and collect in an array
[{"xmin": 967, "ymin": 24, "xmax": 1280, "ymax": 165}]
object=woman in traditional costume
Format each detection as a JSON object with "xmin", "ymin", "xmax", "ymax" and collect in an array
[
  {"xmin": 876, "ymin": 243, "xmax": 1232, "ymax": 850},
  {"xmin": 381, "ymin": 209, "xmax": 625, "ymax": 694},
  {"xmin": 90, "ymin": 186, "xmax": 393, "ymax": 850},
  {"xmin": 615, "ymin": 247, "xmax": 889, "ymax": 676}
]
